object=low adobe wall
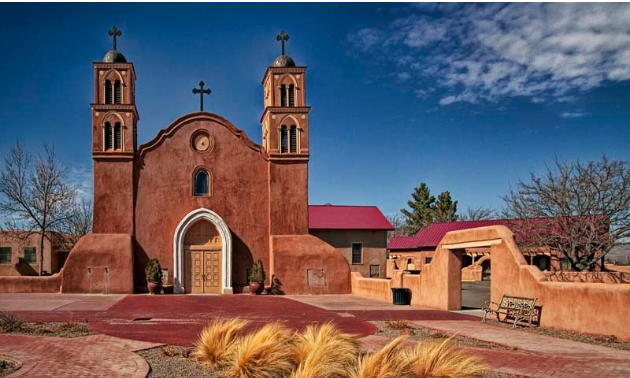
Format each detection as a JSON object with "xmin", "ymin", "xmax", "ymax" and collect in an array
[
  {"xmin": 271, "ymin": 234, "xmax": 351, "ymax": 295},
  {"xmin": 543, "ymin": 271, "xmax": 630, "ymax": 284},
  {"xmin": 352, "ymin": 226, "xmax": 630, "ymax": 339},
  {"xmin": 0, "ymin": 274, "xmax": 61, "ymax": 293},
  {"xmin": 61, "ymin": 233, "xmax": 134, "ymax": 294},
  {"xmin": 461, "ymin": 265, "xmax": 482, "ymax": 281},
  {"xmin": 351, "ymin": 272, "xmax": 392, "ymax": 302}
]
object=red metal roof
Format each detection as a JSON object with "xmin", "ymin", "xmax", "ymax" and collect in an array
[
  {"xmin": 387, "ymin": 220, "xmax": 508, "ymax": 250},
  {"xmin": 308, "ymin": 205, "xmax": 394, "ymax": 230}
]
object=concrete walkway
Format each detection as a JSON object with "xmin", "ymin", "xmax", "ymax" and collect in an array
[
  {"xmin": 0, "ymin": 334, "xmax": 161, "ymax": 378},
  {"xmin": 0, "ymin": 294, "xmax": 126, "ymax": 312},
  {"xmin": 410, "ymin": 320, "xmax": 630, "ymax": 378}
]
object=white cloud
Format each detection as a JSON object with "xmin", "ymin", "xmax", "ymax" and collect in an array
[
  {"xmin": 348, "ymin": 3, "xmax": 630, "ymax": 105},
  {"xmin": 560, "ymin": 111, "xmax": 590, "ymax": 118},
  {"xmin": 397, "ymin": 72, "xmax": 411, "ymax": 82},
  {"xmin": 66, "ymin": 164, "xmax": 93, "ymax": 203}
]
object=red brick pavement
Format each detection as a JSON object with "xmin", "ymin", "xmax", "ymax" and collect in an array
[{"xmin": 0, "ymin": 334, "xmax": 161, "ymax": 378}]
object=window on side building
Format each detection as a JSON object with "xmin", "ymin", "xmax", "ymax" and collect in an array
[
  {"xmin": 0, "ymin": 247, "xmax": 11, "ymax": 264},
  {"xmin": 351, "ymin": 243, "xmax": 363, "ymax": 264},
  {"xmin": 24, "ymin": 247, "xmax": 36, "ymax": 264}
]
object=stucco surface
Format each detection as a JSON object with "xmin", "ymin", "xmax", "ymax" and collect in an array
[
  {"xmin": 0, "ymin": 274, "xmax": 61, "ymax": 293},
  {"xmin": 271, "ymin": 235, "xmax": 351, "ymax": 294},
  {"xmin": 134, "ymin": 113, "xmax": 271, "ymax": 291},
  {"xmin": 311, "ymin": 230, "xmax": 388, "ymax": 278},
  {"xmin": 61, "ymin": 233, "xmax": 134, "ymax": 294}
]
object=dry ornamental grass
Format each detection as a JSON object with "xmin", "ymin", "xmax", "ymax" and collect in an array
[{"xmin": 192, "ymin": 318, "xmax": 487, "ymax": 378}]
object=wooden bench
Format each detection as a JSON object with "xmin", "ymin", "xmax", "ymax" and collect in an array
[{"xmin": 482, "ymin": 295, "xmax": 537, "ymax": 328}]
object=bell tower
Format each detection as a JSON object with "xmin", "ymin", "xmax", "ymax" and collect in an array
[
  {"xmin": 91, "ymin": 26, "xmax": 138, "ymax": 234},
  {"xmin": 262, "ymin": 30, "xmax": 311, "ymax": 235}
]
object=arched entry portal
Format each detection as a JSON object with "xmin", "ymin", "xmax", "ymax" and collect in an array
[{"xmin": 173, "ymin": 208, "xmax": 233, "ymax": 294}]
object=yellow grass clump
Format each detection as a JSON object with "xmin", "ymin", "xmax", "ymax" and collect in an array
[
  {"xmin": 194, "ymin": 318, "xmax": 250, "ymax": 366},
  {"xmin": 223, "ymin": 322, "xmax": 296, "ymax": 378},
  {"xmin": 350, "ymin": 336, "xmax": 409, "ymax": 378},
  {"xmin": 290, "ymin": 322, "xmax": 359, "ymax": 378},
  {"xmin": 400, "ymin": 337, "xmax": 487, "ymax": 378}
]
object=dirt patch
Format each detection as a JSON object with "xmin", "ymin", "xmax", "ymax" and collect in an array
[
  {"xmin": 0, "ymin": 355, "xmax": 21, "ymax": 378},
  {"xmin": 1, "ymin": 321, "xmax": 93, "ymax": 338},
  {"xmin": 137, "ymin": 346, "xmax": 219, "ymax": 378},
  {"xmin": 485, "ymin": 319, "xmax": 630, "ymax": 351},
  {"xmin": 372, "ymin": 321, "xmax": 512, "ymax": 352}
]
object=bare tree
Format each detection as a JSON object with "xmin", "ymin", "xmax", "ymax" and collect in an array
[
  {"xmin": 460, "ymin": 205, "xmax": 496, "ymax": 221},
  {"xmin": 62, "ymin": 199, "xmax": 93, "ymax": 245},
  {"xmin": 503, "ymin": 156, "xmax": 630, "ymax": 271},
  {"xmin": 386, "ymin": 214, "xmax": 408, "ymax": 241},
  {"xmin": 0, "ymin": 143, "xmax": 76, "ymax": 275}
]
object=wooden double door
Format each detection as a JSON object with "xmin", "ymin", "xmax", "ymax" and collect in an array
[{"xmin": 185, "ymin": 248, "xmax": 222, "ymax": 294}]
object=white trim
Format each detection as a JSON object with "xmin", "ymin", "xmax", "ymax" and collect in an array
[{"xmin": 173, "ymin": 208, "xmax": 233, "ymax": 294}]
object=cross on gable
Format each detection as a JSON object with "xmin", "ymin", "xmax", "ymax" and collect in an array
[
  {"xmin": 192, "ymin": 81, "xmax": 212, "ymax": 112},
  {"xmin": 108, "ymin": 25, "xmax": 122, "ymax": 51},
  {"xmin": 276, "ymin": 30, "xmax": 290, "ymax": 55}
]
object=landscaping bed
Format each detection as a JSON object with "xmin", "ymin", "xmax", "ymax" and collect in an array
[
  {"xmin": 485, "ymin": 319, "xmax": 630, "ymax": 351},
  {"xmin": 0, "ymin": 313, "xmax": 92, "ymax": 338},
  {"xmin": 137, "ymin": 346, "xmax": 219, "ymax": 378},
  {"xmin": 372, "ymin": 320, "xmax": 512, "ymax": 352}
]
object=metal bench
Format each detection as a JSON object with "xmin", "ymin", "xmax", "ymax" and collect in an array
[{"xmin": 482, "ymin": 295, "xmax": 537, "ymax": 328}]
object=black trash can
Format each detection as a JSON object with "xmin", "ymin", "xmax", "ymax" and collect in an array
[{"xmin": 391, "ymin": 288, "xmax": 411, "ymax": 305}]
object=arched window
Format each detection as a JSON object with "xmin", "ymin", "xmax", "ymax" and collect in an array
[
  {"xmin": 288, "ymin": 84, "xmax": 295, "ymax": 107},
  {"xmin": 280, "ymin": 84, "xmax": 287, "ymax": 107},
  {"xmin": 114, "ymin": 123, "xmax": 122, "ymax": 150},
  {"xmin": 194, "ymin": 170, "xmax": 209, "ymax": 196},
  {"xmin": 280, "ymin": 125, "xmax": 288, "ymax": 153},
  {"xmin": 114, "ymin": 81, "xmax": 122, "ymax": 104},
  {"xmin": 105, "ymin": 80, "xmax": 113, "ymax": 104},
  {"xmin": 289, "ymin": 125, "xmax": 297, "ymax": 153},
  {"xmin": 104, "ymin": 122, "xmax": 113, "ymax": 150}
]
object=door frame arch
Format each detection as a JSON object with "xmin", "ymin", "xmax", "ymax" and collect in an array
[{"xmin": 173, "ymin": 208, "xmax": 233, "ymax": 294}]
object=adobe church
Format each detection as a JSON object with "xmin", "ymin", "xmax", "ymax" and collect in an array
[{"xmin": 35, "ymin": 26, "xmax": 391, "ymax": 295}]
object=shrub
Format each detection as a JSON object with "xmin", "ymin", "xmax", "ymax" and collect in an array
[
  {"xmin": 145, "ymin": 258, "xmax": 163, "ymax": 283},
  {"xmin": 194, "ymin": 318, "xmax": 249, "ymax": 365},
  {"xmin": 248, "ymin": 259, "xmax": 266, "ymax": 284},
  {"xmin": 0, "ymin": 313, "xmax": 23, "ymax": 333},
  {"xmin": 400, "ymin": 337, "xmax": 487, "ymax": 378},
  {"xmin": 385, "ymin": 320, "xmax": 412, "ymax": 331},
  {"xmin": 291, "ymin": 322, "xmax": 359, "ymax": 378},
  {"xmin": 223, "ymin": 322, "xmax": 295, "ymax": 378},
  {"xmin": 350, "ymin": 336, "xmax": 409, "ymax": 378}
]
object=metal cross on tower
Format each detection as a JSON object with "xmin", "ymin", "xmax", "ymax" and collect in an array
[
  {"xmin": 276, "ymin": 30, "xmax": 290, "ymax": 55},
  {"xmin": 108, "ymin": 25, "xmax": 122, "ymax": 51},
  {"xmin": 192, "ymin": 81, "xmax": 211, "ymax": 112}
]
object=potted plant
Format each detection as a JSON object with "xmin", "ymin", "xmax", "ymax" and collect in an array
[
  {"xmin": 248, "ymin": 259, "xmax": 266, "ymax": 295},
  {"xmin": 145, "ymin": 258, "xmax": 163, "ymax": 295}
]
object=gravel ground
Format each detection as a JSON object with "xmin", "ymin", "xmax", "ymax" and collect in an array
[
  {"xmin": 1, "ymin": 322, "xmax": 93, "ymax": 338},
  {"xmin": 372, "ymin": 320, "xmax": 513, "ymax": 351},
  {"xmin": 137, "ymin": 346, "xmax": 219, "ymax": 378},
  {"xmin": 484, "ymin": 319, "xmax": 630, "ymax": 351}
]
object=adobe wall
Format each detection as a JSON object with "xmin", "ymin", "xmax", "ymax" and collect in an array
[
  {"xmin": 134, "ymin": 113, "xmax": 271, "ymax": 291},
  {"xmin": 311, "ymin": 230, "xmax": 388, "ymax": 278},
  {"xmin": 441, "ymin": 226, "xmax": 630, "ymax": 339},
  {"xmin": 461, "ymin": 265, "xmax": 482, "ymax": 281},
  {"xmin": 351, "ymin": 272, "xmax": 392, "ymax": 301},
  {"xmin": 268, "ymin": 161, "xmax": 308, "ymax": 235},
  {"xmin": 60, "ymin": 233, "xmax": 134, "ymax": 294},
  {"xmin": 0, "ymin": 274, "xmax": 61, "ymax": 293},
  {"xmin": 271, "ymin": 235, "xmax": 351, "ymax": 294}
]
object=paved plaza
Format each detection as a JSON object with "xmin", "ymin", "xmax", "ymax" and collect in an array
[{"xmin": 1, "ymin": 293, "xmax": 629, "ymax": 377}]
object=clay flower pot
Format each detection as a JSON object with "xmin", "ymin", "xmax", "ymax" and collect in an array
[
  {"xmin": 248, "ymin": 282, "xmax": 264, "ymax": 295},
  {"xmin": 148, "ymin": 282, "xmax": 163, "ymax": 295}
]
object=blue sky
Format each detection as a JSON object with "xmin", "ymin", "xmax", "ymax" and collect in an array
[{"xmin": 1, "ymin": 3, "xmax": 629, "ymax": 217}]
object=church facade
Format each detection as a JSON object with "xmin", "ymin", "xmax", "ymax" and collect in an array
[{"xmin": 82, "ymin": 27, "xmax": 389, "ymax": 294}]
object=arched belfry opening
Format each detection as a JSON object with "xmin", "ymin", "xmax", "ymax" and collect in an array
[{"xmin": 173, "ymin": 208, "xmax": 233, "ymax": 294}]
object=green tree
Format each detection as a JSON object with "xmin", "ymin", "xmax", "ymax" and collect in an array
[
  {"xmin": 400, "ymin": 182, "xmax": 435, "ymax": 235},
  {"xmin": 433, "ymin": 191, "xmax": 458, "ymax": 223}
]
